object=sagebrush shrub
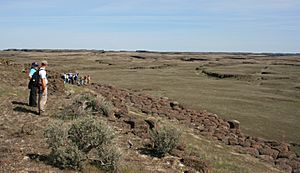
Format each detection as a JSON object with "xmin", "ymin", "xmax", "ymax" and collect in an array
[
  {"xmin": 50, "ymin": 145, "xmax": 85, "ymax": 170},
  {"xmin": 150, "ymin": 126, "xmax": 181, "ymax": 157},
  {"xmin": 68, "ymin": 116, "xmax": 115, "ymax": 153},
  {"xmin": 57, "ymin": 93, "xmax": 114, "ymax": 120},
  {"xmin": 94, "ymin": 145, "xmax": 121, "ymax": 171},
  {"xmin": 44, "ymin": 117, "xmax": 119, "ymax": 171},
  {"xmin": 85, "ymin": 95, "xmax": 114, "ymax": 117},
  {"xmin": 94, "ymin": 96, "xmax": 114, "ymax": 117},
  {"xmin": 56, "ymin": 103, "xmax": 84, "ymax": 120},
  {"xmin": 44, "ymin": 121, "xmax": 84, "ymax": 170},
  {"xmin": 44, "ymin": 121, "xmax": 66, "ymax": 149}
]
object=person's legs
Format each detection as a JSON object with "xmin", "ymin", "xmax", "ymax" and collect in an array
[
  {"xmin": 38, "ymin": 92, "xmax": 41, "ymax": 113},
  {"xmin": 38, "ymin": 88, "xmax": 48, "ymax": 114},
  {"xmin": 29, "ymin": 87, "xmax": 37, "ymax": 106},
  {"xmin": 29, "ymin": 88, "xmax": 33, "ymax": 106}
]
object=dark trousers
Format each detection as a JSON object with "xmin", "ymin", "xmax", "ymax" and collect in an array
[{"xmin": 29, "ymin": 86, "xmax": 38, "ymax": 106}]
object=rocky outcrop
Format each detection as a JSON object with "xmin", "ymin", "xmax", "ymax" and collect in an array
[{"xmin": 89, "ymin": 83, "xmax": 300, "ymax": 173}]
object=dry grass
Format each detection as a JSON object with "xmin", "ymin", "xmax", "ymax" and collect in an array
[
  {"xmin": 0, "ymin": 58, "xmax": 291, "ymax": 173},
  {"xmin": 2, "ymin": 51, "xmax": 300, "ymax": 145}
]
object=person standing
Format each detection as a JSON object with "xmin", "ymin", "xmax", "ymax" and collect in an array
[
  {"xmin": 69, "ymin": 73, "xmax": 73, "ymax": 84},
  {"xmin": 28, "ymin": 62, "xmax": 39, "ymax": 107},
  {"xmin": 38, "ymin": 60, "xmax": 48, "ymax": 115},
  {"xmin": 87, "ymin": 75, "xmax": 91, "ymax": 85}
]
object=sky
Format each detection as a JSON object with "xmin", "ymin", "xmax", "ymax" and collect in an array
[{"xmin": 0, "ymin": 0, "xmax": 299, "ymax": 52}]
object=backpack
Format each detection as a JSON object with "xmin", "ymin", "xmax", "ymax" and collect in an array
[{"xmin": 29, "ymin": 69, "xmax": 40, "ymax": 88}]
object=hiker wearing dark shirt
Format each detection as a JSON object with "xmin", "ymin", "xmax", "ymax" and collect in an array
[{"xmin": 28, "ymin": 62, "xmax": 39, "ymax": 107}]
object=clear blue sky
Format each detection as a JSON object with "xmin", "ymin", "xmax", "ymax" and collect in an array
[{"xmin": 0, "ymin": 0, "xmax": 299, "ymax": 52}]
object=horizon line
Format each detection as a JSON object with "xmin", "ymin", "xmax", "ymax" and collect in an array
[{"xmin": 1, "ymin": 48, "xmax": 300, "ymax": 55}]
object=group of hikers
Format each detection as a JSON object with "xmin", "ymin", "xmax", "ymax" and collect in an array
[
  {"xmin": 27, "ymin": 61, "xmax": 48, "ymax": 115},
  {"xmin": 61, "ymin": 73, "xmax": 91, "ymax": 85}
]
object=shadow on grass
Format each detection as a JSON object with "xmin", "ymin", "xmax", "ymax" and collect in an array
[
  {"xmin": 13, "ymin": 106, "xmax": 38, "ymax": 115},
  {"xmin": 27, "ymin": 153, "xmax": 49, "ymax": 163},
  {"xmin": 11, "ymin": 101, "xmax": 28, "ymax": 106},
  {"xmin": 27, "ymin": 153, "xmax": 66, "ymax": 170},
  {"xmin": 138, "ymin": 145, "xmax": 164, "ymax": 158}
]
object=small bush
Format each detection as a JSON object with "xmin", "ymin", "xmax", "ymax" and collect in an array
[
  {"xmin": 50, "ymin": 145, "xmax": 85, "ymax": 170},
  {"xmin": 56, "ymin": 104, "xmax": 84, "ymax": 120},
  {"xmin": 85, "ymin": 95, "xmax": 114, "ymax": 117},
  {"xmin": 44, "ymin": 117, "xmax": 119, "ymax": 171},
  {"xmin": 95, "ymin": 97, "xmax": 114, "ymax": 117},
  {"xmin": 44, "ymin": 121, "xmax": 84, "ymax": 170},
  {"xmin": 150, "ymin": 126, "xmax": 181, "ymax": 157},
  {"xmin": 94, "ymin": 145, "xmax": 121, "ymax": 171},
  {"xmin": 44, "ymin": 121, "xmax": 66, "ymax": 149},
  {"xmin": 68, "ymin": 116, "xmax": 115, "ymax": 153},
  {"xmin": 57, "ymin": 93, "xmax": 114, "ymax": 120}
]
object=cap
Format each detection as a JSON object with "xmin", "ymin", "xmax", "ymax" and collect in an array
[
  {"xmin": 31, "ymin": 62, "xmax": 39, "ymax": 67},
  {"xmin": 41, "ymin": 60, "xmax": 48, "ymax": 65}
]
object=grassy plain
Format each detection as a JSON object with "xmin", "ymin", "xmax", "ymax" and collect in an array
[{"xmin": 1, "ymin": 51, "xmax": 300, "ymax": 144}]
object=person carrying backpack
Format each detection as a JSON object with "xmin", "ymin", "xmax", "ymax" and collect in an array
[
  {"xmin": 38, "ymin": 60, "xmax": 48, "ymax": 115},
  {"xmin": 28, "ymin": 62, "xmax": 39, "ymax": 107}
]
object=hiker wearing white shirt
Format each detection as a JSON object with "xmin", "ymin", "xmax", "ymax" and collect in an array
[{"xmin": 38, "ymin": 60, "xmax": 48, "ymax": 115}]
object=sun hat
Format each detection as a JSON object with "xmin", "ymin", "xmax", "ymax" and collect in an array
[{"xmin": 41, "ymin": 60, "xmax": 48, "ymax": 65}]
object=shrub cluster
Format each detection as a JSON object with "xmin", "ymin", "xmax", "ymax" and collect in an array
[
  {"xmin": 44, "ymin": 116, "xmax": 121, "ymax": 171},
  {"xmin": 94, "ymin": 145, "xmax": 122, "ymax": 171},
  {"xmin": 150, "ymin": 126, "xmax": 181, "ymax": 157},
  {"xmin": 50, "ymin": 145, "xmax": 85, "ymax": 170},
  {"xmin": 68, "ymin": 116, "xmax": 115, "ymax": 153},
  {"xmin": 57, "ymin": 93, "xmax": 114, "ymax": 120}
]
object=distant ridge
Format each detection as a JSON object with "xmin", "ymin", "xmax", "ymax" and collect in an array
[
  {"xmin": 2, "ymin": 49, "xmax": 105, "ymax": 53},
  {"xmin": 1, "ymin": 48, "xmax": 300, "ymax": 56}
]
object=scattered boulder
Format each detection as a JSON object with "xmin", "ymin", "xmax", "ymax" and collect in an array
[
  {"xmin": 144, "ymin": 118, "xmax": 156, "ymax": 130},
  {"xmin": 275, "ymin": 158, "xmax": 289, "ymax": 165},
  {"xmin": 240, "ymin": 147, "xmax": 259, "ymax": 156},
  {"xmin": 275, "ymin": 160, "xmax": 293, "ymax": 173},
  {"xmin": 170, "ymin": 101, "xmax": 180, "ymax": 110},
  {"xmin": 271, "ymin": 142, "xmax": 290, "ymax": 153},
  {"xmin": 258, "ymin": 155, "xmax": 275, "ymax": 164},
  {"xmin": 278, "ymin": 151, "xmax": 297, "ymax": 159},
  {"xmin": 258, "ymin": 147, "xmax": 279, "ymax": 159},
  {"xmin": 228, "ymin": 137, "xmax": 239, "ymax": 146},
  {"xmin": 124, "ymin": 119, "xmax": 136, "ymax": 129},
  {"xmin": 227, "ymin": 120, "xmax": 240, "ymax": 129},
  {"xmin": 241, "ymin": 139, "xmax": 252, "ymax": 147},
  {"xmin": 126, "ymin": 119, "xmax": 149, "ymax": 138}
]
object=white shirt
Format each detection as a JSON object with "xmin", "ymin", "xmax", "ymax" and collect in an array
[{"xmin": 39, "ymin": 67, "xmax": 48, "ymax": 85}]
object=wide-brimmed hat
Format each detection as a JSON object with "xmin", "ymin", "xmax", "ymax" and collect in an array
[{"xmin": 41, "ymin": 60, "xmax": 48, "ymax": 65}]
